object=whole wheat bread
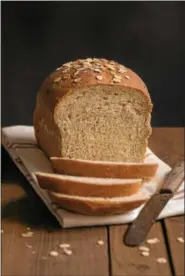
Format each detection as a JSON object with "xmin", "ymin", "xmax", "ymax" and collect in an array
[
  {"xmin": 33, "ymin": 58, "xmax": 152, "ymax": 162},
  {"xmin": 49, "ymin": 190, "xmax": 149, "ymax": 215},
  {"xmin": 51, "ymin": 157, "xmax": 158, "ymax": 179},
  {"xmin": 35, "ymin": 172, "xmax": 142, "ymax": 197}
]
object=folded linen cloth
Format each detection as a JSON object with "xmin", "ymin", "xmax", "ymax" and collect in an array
[{"xmin": 2, "ymin": 126, "xmax": 184, "ymax": 228}]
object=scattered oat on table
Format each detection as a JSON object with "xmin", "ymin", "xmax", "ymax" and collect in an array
[
  {"xmin": 32, "ymin": 251, "xmax": 36, "ymax": 254},
  {"xmin": 146, "ymin": 238, "xmax": 160, "ymax": 244},
  {"xmin": 138, "ymin": 246, "xmax": 150, "ymax": 252},
  {"xmin": 96, "ymin": 75, "xmax": 103, "ymax": 81},
  {"xmin": 25, "ymin": 244, "xmax": 32, "ymax": 249},
  {"xmin": 141, "ymin": 251, "xmax": 150, "ymax": 257},
  {"xmin": 27, "ymin": 227, "xmax": 31, "ymax": 231},
  {"xmin": 59, "ymin": 243, "xmax": 71, "ymax": 249},
  {"xmin": 177, "ymin": 237, "xmax": 184, "ymax": 243},
  {"xmin": 156, "ymin": 257, "xmax": 167, "ymax": 264},
  {"xmin": 97, "ymin": 240, "xmax": 104, "ymax": 246},
  {"xmin": 49, "ymin": 251, "xmax": 59, "ymax": 257},
  {"xmin": 21, "ymin": 232, "xmax": 34, "ymax": 238},
  {"xmin": 63, "ymin": 248, "xmax": 72, "ymax": 255}
]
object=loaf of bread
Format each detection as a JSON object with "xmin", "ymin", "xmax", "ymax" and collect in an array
[
  {"xmin": 50, "ymin": 158, "xmax": 158, "ymax": 179},
  {"xmin": 49, "ymin": 190, "xmax": 149, "ymax": 216},
  {"xmin": 35, "ymin": 172, "xmax": 142, "ymax": 197},
  {"xmin": 33, "ymin": 58, "xmax": 152, "ymax": 162}
]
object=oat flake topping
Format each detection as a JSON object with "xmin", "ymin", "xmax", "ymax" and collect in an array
[{"xmin": 54, "ymin": 58, "xmax": 128, "ymax": 85}]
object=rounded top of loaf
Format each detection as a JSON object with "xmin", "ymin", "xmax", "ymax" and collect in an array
[{"xmin": 38, "ymin": 58, "xmax": 152, "ymax": 108}]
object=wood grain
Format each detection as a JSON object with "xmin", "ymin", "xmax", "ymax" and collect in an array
[
  {"xmin": 149, "ymin": 128, "xmax": 184, "ymax": 166},
  {"xmin": 2, "ymin": 151, "xmax": 109, "ymax": 276},
  {"xmin": 2, "ymin": 224, "xmax": 109, "ymax": 276},
  {"xmin": 109, "ymin": 128, "xmax": 184, "ymax": 276},
  {"xmin": 2, "ymin": 128, "xmax": 184, "ymax": 276},
  {"xmin": 109, "ymin": 223, "xmax": 172, "ymax": 276},
  {"xmin": 163, "ymin": 216, "xmax": 184, "ymax": 276},
  {"xmin": 149, "ymin": 128, "xmax": 184, "ymax": 276}
]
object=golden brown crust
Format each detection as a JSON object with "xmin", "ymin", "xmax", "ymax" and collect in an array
[
  {"xmin": 36, "ymin": 58, "xmax": 152, "ymax": 113},
  {"xmin": 35, "ymin": 172, "xmax": 141, "ymax": 197},
  {"xmin": 51, "ymin": 158, "xmax": 158, "ymax": 179},
  {"xmin": 49, "ymin": 191, "xmax": 148, "ymax": 216},
  {"xmin": 33, "ymin": 58, "xmax": 153, "ymax": 158},
  {"xmin": 33, "ymin": 105, "xmax": 61, "ymax": 157}
]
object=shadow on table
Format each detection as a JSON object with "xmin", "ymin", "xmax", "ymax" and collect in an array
[
  {"xmin": 2, "ymin": 195, "xmax": 61, "ymax": 231},
  {"xmin": 1, "ymin": 146, "xmax": 23, "ymax": 182},
  {"xmin": 2, "ymin": 146, "xmax": 61, "ymax": 231}
]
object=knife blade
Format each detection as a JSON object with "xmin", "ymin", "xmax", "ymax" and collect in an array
[{"xmin": 124, "ymin": 160, "xmax": 184, "ymax": 247}]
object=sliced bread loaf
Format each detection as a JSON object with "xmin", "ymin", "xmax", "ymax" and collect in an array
[
  {"xmin": 49, "ymin": 190, "xmax": 149, "ymax": 215},
  {"xmin": 35, "ymin": 172, "xmax": 142, "ymax": 197},
  {"xmin": 33, "ymin": 58, "xmax": 152, "ymax": 162},
  {"xmin": 50, "ymin": 158, "xmax": 158, "ymax": 179}
]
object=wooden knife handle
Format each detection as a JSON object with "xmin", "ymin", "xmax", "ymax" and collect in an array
[
  {"xmin": 124, "ymin": 193, "xmax": 173, "ymax": 246},
  {"xmin": 124, "ymin": 160, "xmax": 184, "ymax": 247},
  {"xmin": 161, "ymin": 160, "xmax": 184, "ymax": 193}
]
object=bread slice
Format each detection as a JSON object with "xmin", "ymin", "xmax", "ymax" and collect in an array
[
  {"xmin": 35, "ymin": 172, "xmax": 142, "ymax": 197},
  {"xmin": 33, "ymin": 58, "xmax": 152, "ymax": 162},
  {"xmin": 49, "ymin": 190, "xmax": 149, "ymax": 215},
  {"xmin": 51, "ymin": 158, "xmax": 158, "ymax": 179}
]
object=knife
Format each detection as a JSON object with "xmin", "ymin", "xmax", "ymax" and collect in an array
[{"xmin": 124, "ymin": 160, "xmax": 184, "ymax": 247}]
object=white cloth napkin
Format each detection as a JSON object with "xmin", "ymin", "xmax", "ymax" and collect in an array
[{"xmin": 2, "ymin": 126, "xmax": 184, "ymax": 228}]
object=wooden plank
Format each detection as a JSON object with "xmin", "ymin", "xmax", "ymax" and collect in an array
[
  {"xmin": 149, "ymin": 128, "xmax": 184, "ymax": 166},
  {"xmin": 109, "ymin": 128, "xmax": 184, "ymax": 276},
  {"xmin": 2, "ymin": 223, "xmax": 109, "ymax": 276},
  {"xmin": 164, "ymin": 216, "xmax": 184, "ymax": 276},
  {"xmin": 2, "ymin": 128, "xmax": 184, "ymax": 276},
  {"xmin": 151, "ymin": 127, "xmax": 184, "ymax": 276},
  {"xmin": 109, "ymin": 223, "xmax": 172, "ymax": 276},
  {"xmin": 2, "ymin": 151, "xmax": 109, "ymax": 276}
]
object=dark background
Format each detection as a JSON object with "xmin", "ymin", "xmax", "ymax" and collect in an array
[{"xmin": 2, "ymin": 1, "xmax": 185, "ymax": 127}]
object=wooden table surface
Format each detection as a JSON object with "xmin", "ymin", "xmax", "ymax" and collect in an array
[{"xmin": 2, "ymin": 128, "xmax": 184, "ymax": 276}]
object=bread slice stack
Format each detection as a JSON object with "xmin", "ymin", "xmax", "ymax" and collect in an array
[
  {"xmin": 35, "ymin": 159, "xmax": 157, "ymax": 215},
  {"xmin": 34, "ymin": 58, "xmax": 158, "ymax": 216}
]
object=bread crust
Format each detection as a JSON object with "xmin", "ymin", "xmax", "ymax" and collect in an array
[
  {"xmin": 37, "ymin": 58, "xmax": 152, "ymax": 111},
  {"xmin": 51, "ymin": 158, "xmax": 158, "ymax": 179},
  {"xmin": 35, "ymin": 172, "xmax": 142, "ymax": 197},
  {"xmin": 49, "ymin": 191, "xmax": 149, "ymax": 216},
  {"xmin": 33, "ymin": 58, "xmax": 153, "ymax": 158},
  {"xmin": 38, "ymin": 59, "xmax": 152, "ymax": 112}
]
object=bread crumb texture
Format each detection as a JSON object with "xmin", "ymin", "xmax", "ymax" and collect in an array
[{"xmin": 34, "ymin": 58, "xmax": 152, "ymax": 162}]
